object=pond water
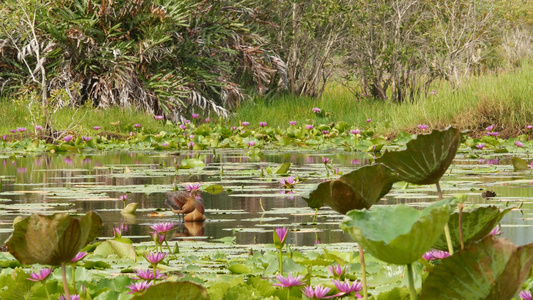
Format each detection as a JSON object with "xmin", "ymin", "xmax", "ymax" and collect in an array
[{"xmin": 0, "ymin": 150, "xmax": 532, "ymax": 247}]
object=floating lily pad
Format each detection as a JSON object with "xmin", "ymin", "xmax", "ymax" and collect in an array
[
  {"xmin": 6, "ymin": 212, "xmax": 102, "ymax": 265},
  {"xmin": 94, "ymin": 239, "xmax": 136, "ymax": 260},
  {"xmin": 304, "ymin": 164, "xmax": 398, "ymax": 214},
  {"xmin": 511, "ymin": 157, "xmax": 530, "ymax": 171},
  {"xmin": 433, "ymin": 206, "xmax": 512, "ymax": 251},
  {"xmin": 340, "ymin": 199, "xmax": 454, "ymax": 265},
  {"xmin": 376, "ymin": 127, "xmax": 461, "ymax": 184},
  {"xmin": 132, "ymin": 281, "xmax": 209, "ymax": 299},
  {"xmin": 420, "ymin": 236, "xmax": 533, "ymax": 300}
]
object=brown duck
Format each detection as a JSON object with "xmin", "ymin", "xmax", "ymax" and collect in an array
[{"xmin": 165, "ymin": 189, "xmax": 205, "ymax": 222}]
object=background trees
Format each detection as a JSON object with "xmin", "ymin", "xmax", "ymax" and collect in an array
[{"xmin": 1, "ymin": 0, "xmax": 532, "ymax": 126}]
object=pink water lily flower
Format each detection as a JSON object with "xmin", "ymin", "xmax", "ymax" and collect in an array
[
  {"xmin": 350, "ymin": 129, "xmax": 360, "ymax": 134},
  {"xmin": 133, "ymin": 268, "xmax": 167, "ymax": 281},
  {"xmin": 248, "ymin": 141, "xmax": 255, "ymax": 147},
  {"xmin": 179, "ymin": 124, "xmax": 187, "ymax": 130},
  {"xmin": 302, "ymin": 285, "xmax": 342, "ymax": 299},
  {"xmin": 274, "ymin": 227, "xmax": 289, "ymax": 250},
  {"xmin": 328, "ymin": 264, "xmax": 346, "ymax": 279},
  {"xmin": 63, "ymin": 135, "xmax": 73, "ymax": 142},
  {"xmin": 428, "ymin": 250, "xmax": 450, "ymax": 260},
  {"xmin": 366, "ymin": 119, "xmax": 371, "ymax": 123},
  {"xmin": 143, "ymin": 251, "xmax": 167, "ymax": 265},
  {"xmin": 35, "ymin": 125, "xmax": 43, "ymax": 130},
  {"xmin": 127, "ymin": 281, "xmax": 152, "ymax": 294},
  {"xmin": 475, "ymin": 143, "xmax": 485, "ymax": 149},
  {"xmin": 192, "ymin": 113, "xmax": 199, "ymax": 119},
  {"xmin": 279, "ymin": 176, "xmax": 298, "ymax": 188},
  {"xmin": 289, "ymin": 121, "xmax": 297, "ymax": 125},
  {"xmin": 417, "ymin": 124, "xmax": 428, "ymax": 131},
  {"xmin": 17, "ymin": 127, "xmax": 26, "ymax": 132},
  {"xmin": 272, "ymin": 273, "xmax": 305, "ymax": 288},
  {"xmin": 333, "ymin": 279, "xmax": 363, "ymax": 297},
  {"xmin": 205, "ymin": 118, "xmax": 210, "ymax": 123},
  {"xmin": 241, "ymin": 121, "xmax": 250, "ymax": 126},
  {"xmin": 93, "ymin": 126, "xmax": 100, "ymax": 130},
  {"xmin": 312, "ymin": 107, "xmax": 321, "ymax": 114},
  {"xmin": 71, "ymin": 251, "xmax": 88, "ymax": 263},
  {"xmin": 134, "ymin": 123, "xmax": 142, "ymax": 128},
  {"xmin": 306, "ymin": 125, "xmax": 314, "ymax": 130},
  {"xmin": 183, "ymin": 183, "xmax": 201, "ymax": 192},
  {"xmin": 60, "ymin": 295, "xmax": 80, "ymax": 300},
  {"xmin": 83, "ymin": 136, "xmax": 92, "ymax": 142},
  {"xmin": 150, "ymin": 222, "xmax": 175, "ymax": 233},
  {"xmin": 487, "ymin": 131, "xmax": 499, "ymax": 136},
  {"xmin": 155, "ymin": 115, "xmax": 164, "ymax": 120},
  {"xmin": 27, "ymin": 267, "xmax": 53, "ymax": 281},
  {"xmin": 515, "ymin": 140, "xmax": 524, "ymax": 147},
  {"xmin": 489, "ymin": 225, "xmax": 502, "ymax": 236},
  {"xmin": 520, "ymin": 290, "xmax": 532, "ymax": 300},
  {"xmin": 486, "ymin": 124, "xmax": 495, "ymax": 131},
  {"xmin": 259, "ymin": 122, "xmax": 268, "ymax": 127},
  {"xmin": 322, "ymin": 157, "xmax": 331, "ymax": 164},
  {"xmin": 113, "ymin": 227, "xmax": 122, "ymax": 238}
]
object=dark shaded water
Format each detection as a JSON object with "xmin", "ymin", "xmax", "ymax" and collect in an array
[{"xmin": 0, "ymin": 150, "xmax": 532, "ymax": 247}]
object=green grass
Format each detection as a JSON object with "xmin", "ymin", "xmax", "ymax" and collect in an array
[
  {"xmin": 0, "ymin": 102, "xmax": 167, "ymax": 136},
  {"xmin": 2, "ymin": 64, "xmax": 533, "ymax": 138},
  {"xmin": 231, "ymin": 64, "xmax": 533, "ymax": 137}
]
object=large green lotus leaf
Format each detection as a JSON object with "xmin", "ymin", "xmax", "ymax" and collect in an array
[
  {"xmin": 132, "ymin": 281, "xmax": 209, "ymax": 300},
  {"xmin": 433, "ymin": 206, "xmax": 512, "ymax": 251},
  {"xmin": 420, "ymin": 236, "xmax": 533, "ymax": 300},
  {"xmin": 376, "ymin": 127, "xmax": 461, "ymax": 184},
  {"xmin": 304, "ymin": 164, "xmax": 398, "ymax": 214},
  {"xmin": 340, "ymin": 199, "xmax": 453, "ymax": 265},
  {"xmin": 6, "ymin": 212, "xmax": 102, "ymax": 266}
]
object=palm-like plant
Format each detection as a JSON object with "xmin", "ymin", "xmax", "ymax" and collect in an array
[{"xmin": 0, "ymin": 0, "xmax": 286, "ymax": 123}]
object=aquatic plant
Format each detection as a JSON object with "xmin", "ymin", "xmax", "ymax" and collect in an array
[
  {"xmin": 420, "ymin": 237, "xmax": 533, "ymax": 300},
  {"xmin": 341, "ymin": 199, "xmax": 454, "ymax": 300},
  {"xmin": 6, "ymin": 212, "xmax": 102, "ymax": 300},
  {"xmin": 273, "ymin": 273, "xmax": 305, "ymax": 299},
  {"xmin": 274, "ymin": 227, "xmax": 289, "ymax": 274}
]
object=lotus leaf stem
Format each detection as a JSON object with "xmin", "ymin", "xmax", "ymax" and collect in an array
[
  {"xmin": 436, "ymin": 182, "xmax": 454, "ymax": 255},
  {"xmin": 61, "ymin": 262, "xmax": 71, "ymax": 300},
  {"xmin": 71, "ymin": 265, "xmax": 76, "ymax": 294},
  {"xmin": 278, "ymin": 249, "xmax": 283, "ymax": 274},
  {"xmin": 164, "ymin": 239, "xmax": 172, "ymax": 253},
  {"xmin": 44, "ymin": 281, "xmax": 51, "ymax": 300},
  {"xmin": 406, "ymin": 263, "xmax": 417, "ymax": 300},
  {"xmin": 458, "ymin": 204, "xmax": 465, "ymax": 250},
  {"xmin": 359, "ymin": 245, "xmax": 368, "ymax": 300}
]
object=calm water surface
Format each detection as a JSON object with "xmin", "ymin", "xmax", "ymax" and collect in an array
[{"xmin": 0, "ymin": 150, "xmax": 532, "ymax": 247}]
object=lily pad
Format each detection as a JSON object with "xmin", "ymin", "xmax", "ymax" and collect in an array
[
  {"xmin": 304, "ymin": 164, "xmax": 398, "ymax": 214},
  {"xmin": 376, "ymin": 127, "xmax": 461, "ymax": 184},
  {"xmin": 433, "ymin": 206, "xmax": 512, "ymax": 251},
  {"xmin": 420, "ymin": 236, "xmax": 533, "ymax": 300},
  {"xmin": 340, "ymin": 199, "xmax": 454, "ymax": 265},
  {"xmin": 511, "ymin": 157, "xmax": 530, "ymax": 171},
  {"xmin": 93, "ymin": 239, "xmax": 137, "ymax": 260},
  {"xmin": 6, "ymin": 212, "xmax": 102, "ymax": 265},
  {"xmin": 132, "ymin": 281, "xmax": 209, "ymax": 300}
]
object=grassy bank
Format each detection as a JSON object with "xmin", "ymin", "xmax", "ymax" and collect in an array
[
  {"xmin": 2, "ymin": 64, "xmax": 533, "ymax": 138},
  {"xmin": 231, "ymin": 64, "xmax": 533, "ymax": 137}
]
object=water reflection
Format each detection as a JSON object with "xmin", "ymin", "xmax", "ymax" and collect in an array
[{"xmin": 0, "ymin": 150, "xmax": 532, "ymax": 247}]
